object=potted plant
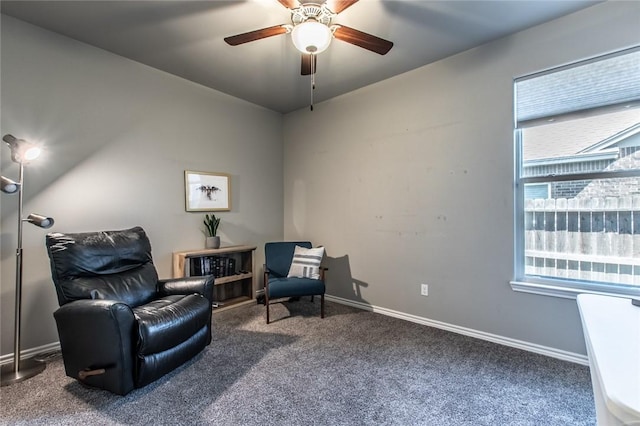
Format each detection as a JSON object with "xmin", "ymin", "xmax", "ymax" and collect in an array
[{"xmin": 203, "ymin": 213, "xmax": 221, "ymax": 249}]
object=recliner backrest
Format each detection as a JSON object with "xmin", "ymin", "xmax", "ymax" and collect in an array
[
  {"xmin": 46, "ymin": 226, "xmax": 158, "ymax": 307},
  {"xmin": 265, "ymin": 241, "xmax": 312, "ymax": 278}
]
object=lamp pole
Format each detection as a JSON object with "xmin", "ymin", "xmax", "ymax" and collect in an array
[
  {"xmin": 1, "ymin": 136, "xmax": 48, "ymax": 386},
  {"xmin": 14, "ymin": 161, "xmax": 25, "ymax": 376}
]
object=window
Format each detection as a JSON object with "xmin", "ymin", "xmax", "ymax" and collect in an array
[
  {"xmin": 513, "ymin": 47, "xmax": 640, "ymax": 298},
  {"xmin": 524, "ymin": 183, "xmax": 549, "ymax": 200}
]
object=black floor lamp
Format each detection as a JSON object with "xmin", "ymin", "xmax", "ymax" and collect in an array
[{"xmin": 1, "ymin": 134, "xmax": 54, "ymax": 386}]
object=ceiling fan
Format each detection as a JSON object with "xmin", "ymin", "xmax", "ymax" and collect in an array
[{"xmin": 224, "ymin": 0, "xmax": 394, "ymax": 76}]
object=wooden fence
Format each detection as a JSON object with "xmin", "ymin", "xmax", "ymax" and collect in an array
[{"xmin": 524, "ymin": 196, "xmax": 640, "ymax": 285}]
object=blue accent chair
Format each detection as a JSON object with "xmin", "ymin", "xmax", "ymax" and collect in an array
[{"xmin": 264, "ymin": 241, "xmax": 326, "ymax": 324}]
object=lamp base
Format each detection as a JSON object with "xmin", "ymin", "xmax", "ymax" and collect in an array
[{"xmin": 0, "ymin": 357, "xmax": 46, "ymax": 386}]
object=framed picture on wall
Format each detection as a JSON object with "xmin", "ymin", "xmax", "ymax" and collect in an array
[{"xmin": 185, "ymin": 170, "xmax": 231, "ymax": 212}]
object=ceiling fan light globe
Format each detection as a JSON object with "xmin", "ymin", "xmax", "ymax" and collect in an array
[{"xmin": 291, "ymin": 21, "xmax": 332, "ymax": 54}]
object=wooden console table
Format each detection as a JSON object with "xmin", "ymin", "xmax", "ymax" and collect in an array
[{"xmin": 173, "ymin": 245, "xmax": 256, "ymax": 310}]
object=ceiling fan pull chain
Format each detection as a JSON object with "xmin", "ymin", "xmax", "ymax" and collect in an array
[
  {"xmin": 310, "ymin": 54, "xmax": 315, "ymax": 111},
  {"xmin": 310, "ymin": 76, "xmax": 313, "ymax": 111}
]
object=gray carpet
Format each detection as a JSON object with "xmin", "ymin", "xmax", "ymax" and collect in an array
[{"xmin": 0, "ymin": 300, "xmax": 595, "ymax": 425}]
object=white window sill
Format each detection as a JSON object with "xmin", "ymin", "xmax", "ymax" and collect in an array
[{"xmin": 510, "ymin": 279, "xmax": 640, "ymax": 300}]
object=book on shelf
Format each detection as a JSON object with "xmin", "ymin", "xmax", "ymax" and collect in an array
[
  {"xmin": 190, "ymin": 257, "xmax": 201, "ymax": 276},
  {"xmin": 188, "ymin": 255, "xmax": 239, "ymax": 278},
  {"xmin": 228, "ymin": 257, "xmax": 236, "ymax": 275}
]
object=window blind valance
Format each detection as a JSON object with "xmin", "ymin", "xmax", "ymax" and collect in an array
[{"xmin": 515, "ymin": 47, "xmax": 640, "ymax": 127}]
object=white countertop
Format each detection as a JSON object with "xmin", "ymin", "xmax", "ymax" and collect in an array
[{"xmin": 577, "ymin": 294, "xmax": 640, "ymax": 425}]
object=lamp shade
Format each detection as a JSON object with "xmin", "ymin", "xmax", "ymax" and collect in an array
[
  {"xmin": 26, "ymin": 213, "xmax": 54, "ymax": 229},
  {"xmin": 21, "ymin": 145, "xmax": 41, "ymax": 162},
  {"xmin": 291, "ymin": 21, "xmax": 332, "ymax": 54},
  {"xmin": 3, "ymin": 134, "xmax": 41, "ymax": 164},
  {"xmin": 1, "ymin": 176, "xmax": 20, "ymax": 194}
]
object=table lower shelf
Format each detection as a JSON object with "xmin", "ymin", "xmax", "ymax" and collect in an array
[{"xmin": 212, "ymin": 296, "xmax": 253, "ymax": 312}]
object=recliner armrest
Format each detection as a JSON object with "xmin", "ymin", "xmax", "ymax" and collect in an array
[
  {"xmin": 54, "ymin": 299, "xmax": 137, "ymax": 395},
  {"xmin": 55, "ymin": 300, "xmax": 136, "ymax": 339},
  {"xmin": 158, "ymin": 275, "xmax": 215, "ymax": 306}
]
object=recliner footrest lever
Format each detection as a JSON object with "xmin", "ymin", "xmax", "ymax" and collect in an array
[{"xmin": 78, "ymin": 368, "xmax": 106, "ymax": 380}]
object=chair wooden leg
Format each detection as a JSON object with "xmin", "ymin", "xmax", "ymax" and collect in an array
[
  {"xmin": 321, "ymin": 294, "xmax": 325, "ymax": 319},
  {"xmin": 265, "ymin": 292, "xmax": 270, "ymax": 324}
]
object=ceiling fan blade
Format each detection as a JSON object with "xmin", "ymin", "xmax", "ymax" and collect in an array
[
  {"xmin": 301, "ymin": 54, "xmax": 317, "ymax": 75},
  {"xmin": 325, "ymin": 0, "xmax": 359, "ymax": 14},
  {"xmin": 277, "ymin": 0, "xmax": 299, "ymax": 9},
  {"xmin": 333, "ymin": 25, "xmax": 393, "ymax": 55},
  {"xmin": 224, "ymin": 25, "xmax": 288, "ymax": 46}
]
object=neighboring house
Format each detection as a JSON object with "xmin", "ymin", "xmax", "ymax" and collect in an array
[{"xmin": 522, "ymin": 108, "xmax": 640, "ymax": 199}]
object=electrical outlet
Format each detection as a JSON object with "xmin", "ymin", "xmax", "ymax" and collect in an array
[{"xmin": 421, "ymin": 284, "xmax": 429, "ymax": 296}]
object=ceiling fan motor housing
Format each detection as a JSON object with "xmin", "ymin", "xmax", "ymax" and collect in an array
[
  {"xmin": 291, "ymin": 3, "xmax": 333, "ymax": 25},
  {"xmin": 290, "ymin": 3, "xmax": 335, "ymax": 54}
]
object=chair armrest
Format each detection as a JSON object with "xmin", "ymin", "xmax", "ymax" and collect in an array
[
  {"xmin": 320, "ymin": 266, "xmax": 328, "ymax": 281},
  {"xmin": 264, "ymin": 263, "xmax": 327, "ymax": 281},
  {"xmin": 264, "ymin": 264, "xmax": 285, "ymax": 278},
  {"xmin": 158, "ymin": 275, "xmax": 215, "ymax": 306},
  {"xmin": 54, "ymin": 299, "xmax": 136, "ymax": 342},
  {"xmin": 262, "ymin": 265, "xmax": 268, "ymax": 298},
  {"xmin": 263, "ymin": 264, "xmax": 285, "ymax": 290},
  {"xmin": 53, "ymin": 299, "xmax": 137, "ymax": 395}
]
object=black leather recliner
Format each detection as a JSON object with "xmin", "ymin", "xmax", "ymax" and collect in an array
[{"xmin": 45, "ymin": 226, "xmax": 214, "ymax": 395}]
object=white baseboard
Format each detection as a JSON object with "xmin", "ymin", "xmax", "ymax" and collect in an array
[
  {"xmin": 325, "ymin": 294, "xmax": 589, "ymax": 366},
  {"xmin": 0, "ymin": 342, "xmax": 61, "ymax": 366}
]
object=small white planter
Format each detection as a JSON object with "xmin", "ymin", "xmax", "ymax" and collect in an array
[{"xmin": 205, "ymin": 236, "xmax": 220, "ymax": 249}]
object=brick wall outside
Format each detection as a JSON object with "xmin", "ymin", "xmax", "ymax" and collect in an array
[{"xmin": 525, "ymin": 148, "xmax": 640, "ymax": 199}]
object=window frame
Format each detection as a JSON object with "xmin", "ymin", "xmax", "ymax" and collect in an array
[{"xmin": 511, "ymin": 49, "xmax": 640, "ymax": 300}]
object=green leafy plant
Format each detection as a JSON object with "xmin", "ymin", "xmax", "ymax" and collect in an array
[{"xmin": 203, "ymin": 213, "xmax": 220, "ymax": 237}]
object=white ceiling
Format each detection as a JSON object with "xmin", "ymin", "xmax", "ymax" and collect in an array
[{"xmin": 1, "ymin": 0, "xmax": 600, "ymax": 113}]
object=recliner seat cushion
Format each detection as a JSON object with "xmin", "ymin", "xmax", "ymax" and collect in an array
[{"xmin": 133, "ymin": 294, "xmax": 210, "ymax": 355}]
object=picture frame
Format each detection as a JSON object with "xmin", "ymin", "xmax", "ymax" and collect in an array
[{"xmin": 184, "ymin": 170, "xmax": 231, "ymax": 212}]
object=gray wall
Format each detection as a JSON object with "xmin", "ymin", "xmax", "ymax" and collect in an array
[
  {"xmin": 2, "ymin": 2, "xmax": 638, "ymax": 360},
  {"xmin": 0, "ymin": 15, "xmax": 284, "ymax": 357},
  {"xmin": 282, "ymin": 1, "xmax": 640, "ymax": 356}
]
